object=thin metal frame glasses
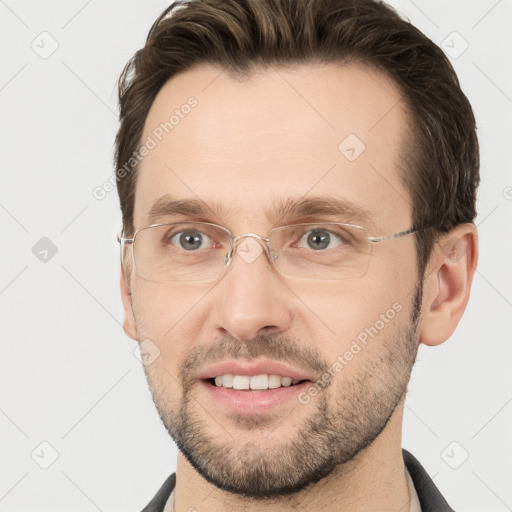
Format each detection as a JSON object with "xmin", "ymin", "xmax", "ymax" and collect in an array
[{"xmin": 118, "ymin": 221, "xmax": 421, "ymax": 284}]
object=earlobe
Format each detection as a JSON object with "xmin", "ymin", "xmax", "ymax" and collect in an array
[
  {"xmin": 418, "ymin": 224, "xmax": 478, "ymax": 346},
  {"xmin": 120, "ymin": 267, "xmax": 138, "ymax": 341}
]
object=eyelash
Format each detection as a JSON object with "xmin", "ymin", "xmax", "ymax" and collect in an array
[{"xmin": 164, "ymin": 227, "xmax": 351, "ymax": 252}]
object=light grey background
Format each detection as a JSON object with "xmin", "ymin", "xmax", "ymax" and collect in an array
[{"xmin": 0, "ymin": 1, "xmax": 511, "ymax": 510}]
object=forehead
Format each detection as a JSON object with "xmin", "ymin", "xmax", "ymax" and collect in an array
[{"xmin": 134, "ymin": 62, "xmax": 411, "ymax": 233}]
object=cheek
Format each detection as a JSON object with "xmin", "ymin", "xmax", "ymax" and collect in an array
[
  {"xmin": 288, "ymin": 267, "xmax": 414, "ymax": 370},
  {"xmin": 290, "ymin": 277, "xmax": 402, "ymax": 335},
  {"xmin": 143, "ymin": 357, "xmax": 183, "ymax": 418},
  {"xmin": 132, "ymin": 282, "xmax": 205, "ymax": 363}
]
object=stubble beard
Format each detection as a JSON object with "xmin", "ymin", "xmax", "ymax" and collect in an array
[{"xmin": 140, "ymin": 286, "xmax": 422, "ymax": 500}]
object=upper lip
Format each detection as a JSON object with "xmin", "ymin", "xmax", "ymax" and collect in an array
[{"xmin": 197, "ymin": 359, "xmax": 315, "ymax": 382}]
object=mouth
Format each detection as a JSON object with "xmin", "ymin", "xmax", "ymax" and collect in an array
[
  {"xmin": 200, "ymin": 374, "xmax": 313, "ymax": 414},
  {"xmin": 196, "ymin": 360, "xmax": 316, "ymax": 413},
  {"xmin": 204, "ymin": 374, "xmax": 310, "ymax": 390}
]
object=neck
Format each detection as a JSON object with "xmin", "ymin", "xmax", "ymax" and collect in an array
[{"xmin": 170, "ymin": 400, "xmax": 411, "ymax": 512}]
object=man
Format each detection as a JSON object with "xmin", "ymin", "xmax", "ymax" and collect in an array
[{"xmin": 115, "ymin": 0, "xmax": 479, "ymax": 510}]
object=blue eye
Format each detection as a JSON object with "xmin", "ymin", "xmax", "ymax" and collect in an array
[
  {"xmin": 169, "ymin": 230, "xmax": 213, "ymax": 251},
  {"xmin": 296, "ymin": 228, "xmax": 345, "ymax": 251}
]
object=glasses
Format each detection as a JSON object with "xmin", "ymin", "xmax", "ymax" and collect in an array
[{"xmin": 118, "ymin": 221, "xmax": 421, "ymax": 284}]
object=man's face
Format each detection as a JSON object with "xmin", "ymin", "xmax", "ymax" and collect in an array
[{"xmin": 123, "ymin": 63, "xmax": 422, "ymax": 498}]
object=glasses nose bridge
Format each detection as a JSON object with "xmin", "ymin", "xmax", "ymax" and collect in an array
[
  {"xmin": 232, "ymin": 231, "xmax": 270, "ymax": 245},
  {"xmin": 225, "ymin": 231, "xmax": 272, "ymax": 268}
]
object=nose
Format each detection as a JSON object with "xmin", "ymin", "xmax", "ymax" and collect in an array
[{"xmin": 210, "ymin": 235, "xmax": 295, "ymax": 341}]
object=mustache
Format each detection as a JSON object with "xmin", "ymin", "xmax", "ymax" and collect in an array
[{"xmin": 178, "ymin": 333, "xmax": 329, "ymax": 385}]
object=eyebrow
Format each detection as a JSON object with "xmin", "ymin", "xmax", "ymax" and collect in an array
[{"xmin": 144, "ymin": 194, "xmax": 374, "ymax": 229}]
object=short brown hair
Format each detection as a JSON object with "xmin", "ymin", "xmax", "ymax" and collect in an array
[{"xmin": 115, "ymin": 0, "xmax": 479, "ymax": 277}]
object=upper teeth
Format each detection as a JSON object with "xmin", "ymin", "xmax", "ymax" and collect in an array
[{"xmin": 213, "ymin": 374, "xmax": 301, "ymax": 390}]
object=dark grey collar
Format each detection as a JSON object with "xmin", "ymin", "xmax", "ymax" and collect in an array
[{"xmin": 140, "ymin": 449, "xmax": 455, "ymax": 512}]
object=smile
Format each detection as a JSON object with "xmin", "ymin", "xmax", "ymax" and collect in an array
[{"xmin": 208, "ymin": 373, "xmax": 307, "ymax": 390}]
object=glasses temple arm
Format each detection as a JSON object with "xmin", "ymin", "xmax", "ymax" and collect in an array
[{"xmin": 368, "ymin": 226, "xmax": 429, "ymax": 243}]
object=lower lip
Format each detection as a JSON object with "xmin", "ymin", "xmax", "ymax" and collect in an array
[{"xmin": 200, "ymin": 380, "xmax": 311, "ymax": 413}]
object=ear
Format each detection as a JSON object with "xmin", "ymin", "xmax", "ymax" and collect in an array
[
  {"xmin": 418, "ymin": 224, "xmax": 478, "ymax": 346},
  {"xmin": 120, "ymin": 266, "xmax": 138, "ymax": 341}
]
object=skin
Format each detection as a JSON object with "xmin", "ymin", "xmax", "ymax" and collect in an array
[{"xmin": 120, "ymin": 62, "xmax": 478, "ymax": 512}]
